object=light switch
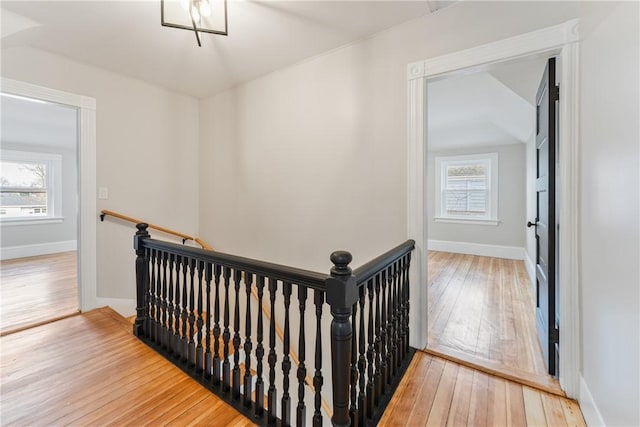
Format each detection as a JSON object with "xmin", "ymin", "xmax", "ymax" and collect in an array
[{"xmin": 98, "ymin": 187, "xmax": 109, "ymax": 200}]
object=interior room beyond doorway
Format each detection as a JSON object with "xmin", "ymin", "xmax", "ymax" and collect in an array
[{"xmin": 423, "ymin": 54, "xmax": 558, "ymax": 391}]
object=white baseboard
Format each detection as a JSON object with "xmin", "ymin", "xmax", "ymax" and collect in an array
[
  {"xmin": 580, "ymin": 375, "xmax": 606, "ymax": 426},
  {"xmin": 0, "ymin": 240, "xmax": 77, "ymax": 260},
  {"xmin": 428, "ymin": 239, "xmax": 525, "ymax": 260},
  {"xmin": 93, "ymin": 297, "xmax": 136, "ymax": 318}
]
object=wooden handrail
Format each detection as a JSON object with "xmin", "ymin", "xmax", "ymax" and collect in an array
[{"xmin": 100, "ymin": 209, "xmax": 213, "ymax": 250}]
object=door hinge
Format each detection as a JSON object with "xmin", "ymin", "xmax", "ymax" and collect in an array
[
  {"xmin": 550, "ymin": 326, "xmax": 560, "ymax": 344},
  {"xmin": 553, "ymin": 85, "xmax": 560, "ymax": 101}
]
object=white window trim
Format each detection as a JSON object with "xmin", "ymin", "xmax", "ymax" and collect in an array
[
  {"xmin": 434, "ymin": 152, "xmax": 499, "ymax": 224},
  {"xmin": 0, "ymin": 149, "xmax": 63, "ymax": 224}
]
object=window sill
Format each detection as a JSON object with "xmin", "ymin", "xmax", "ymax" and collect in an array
[
  {"xmin": 434, "ymin": 217, "xmax": 500, "ymax": 226},
  {"xmin": 0, "ymin": 217, "xmax": 64, "ymax": 226}
]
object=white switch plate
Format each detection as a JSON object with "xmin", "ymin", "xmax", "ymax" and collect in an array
[{"xmin": 98, "ymin": 187, "xmax": 109, "ymax": 200}]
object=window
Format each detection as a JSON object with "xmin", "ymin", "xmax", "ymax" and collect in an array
[
  {"xmin": 1, "ymin": 149, "xmax": 62, "ymax": 223},
  {"xmin": 434, "ymin": 153, "xmax": 499, "ymax": 224}
]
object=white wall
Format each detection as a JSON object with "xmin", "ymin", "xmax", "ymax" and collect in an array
[
  {"xmin": 426, "ymin": 143, "xmax": 526, "ymax": 250},
  {"xmin": 578, "ymin": 2, "xmax": 640, "ymax": 426},
  {"xmin": 199, "ymin": 1, "xmax": 579, "ymax": 273},
  {"xmin": 1, "ymin": 46, "xmax": 200, "ymax": 302}
]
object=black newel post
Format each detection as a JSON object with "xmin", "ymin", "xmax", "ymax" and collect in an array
[
  {"xmin": 133, "ymin": 223, "xmax": 150, "ymax": 337},
  {"xmin": 326, "ymin": 251, "xmax": 359, "ymax": 427}
]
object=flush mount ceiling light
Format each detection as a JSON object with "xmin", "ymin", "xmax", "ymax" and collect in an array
[{"xmin": 161, "ymin": 0, "xmax": 228, "ymax": 47}]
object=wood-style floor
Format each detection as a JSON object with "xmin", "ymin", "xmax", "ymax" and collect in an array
[
  {"xmin": 379, "ymin": 351, "xmax": 585, "ymax": 426},
  {"xmin": 0, "ymin": 307, "xmax": 254, "ymax": 426},
  {"xmin": 427, "ymin": 251, "xmax": 554, "ymax": 389},
  {"xmin": 0, "ymin": 251, "xmax": 79, "ymax": 335},
  {"xmin": 0, "ymin": 303, "xmax": 584, "ymax": 426}
]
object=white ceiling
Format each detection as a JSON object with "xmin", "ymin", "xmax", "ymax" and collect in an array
[
  {"xmin": 1, "ymin": 94, "xmax": 78, "ymax": 150},
  {"xmin": 0, "ymin": 1, "xmax": 453, "ymax": 98},
  {"xmin": 427, "ymin": 56, "xmax": 548, "ymax": 151}
]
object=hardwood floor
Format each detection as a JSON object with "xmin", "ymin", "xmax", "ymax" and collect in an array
[
  {"xmin": 0, "ymin": 307, "xmax": 254, "ymax": 426},
  {"xmin": 427, "ymin": 251, "xmax": 553, "ymax": 389},
  {"xmin": 0, "ymin": 251, "xmax": 79, "ymax": 335},
  {"xmin": 0, "ymin": 304, "xmax": 584, "ymax": 426},
  {"xmin": 379, "ymin": 351, "xmax": 585, "ymax": 426}
]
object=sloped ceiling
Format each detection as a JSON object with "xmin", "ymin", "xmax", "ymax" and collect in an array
[
  {"xmin": 428, "ymin": 56, "xmax": 548, "ymax": 150},
  {"xmin": 1, "ymin": 95, "xmax": 78, "ymax": 150},
  {"xmin": 0, "ymin": 1, "xmax": 455, "ymax": 98}
]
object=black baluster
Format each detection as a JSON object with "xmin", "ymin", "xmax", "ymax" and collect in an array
[
  {"xmin": 399, "ymin": 257, "xmax": 407, "ymax": 362},
  {"xmin": 282, "ymin": 282, "xmax": 292, "ymax": 426},
  {"xmin": 172, "ymin": 255, "xmax": 181, "ymax": 356},
  {"xmin": 357, "ymin": 285, "xmax": 366, "ymax": 426},
  {"xmin": 386, "ymin": 265, "xmax": 394, "ymax": 383},
  {"xmin": 312, "ymin": 290, "xmax": 324, "ymax": 427},
  {"xmin": 244, "ymin": 272, "xmax": 253, "ymax": 408},
  {"xmin": 232, "ymin": 269, "xmax": 242, "ymax": 400},
  {"xmin": 390, "ymin": 263, "xmax": 399, "ymax": 375},
  {"xmin": 326, "ymin": 251, "xmax": 358, "ymax": 427},
  {"xmin": 267, "ymin": 278, "xmax": 278, "ymax": 425},
  {"xmin": 188, "ymin": 258, "xmax": 197, "ymax": 366},
  {"xmin": 380, "ymin": 269, "xmax": 388, "ymax": 391},
  {"xmin": 181, "ymin": 256, "xmax": 189, "ymax": 361},
  {"xmin": 155, "ymin": 250, "xmax": 163, "ymax": 345},
  {"xmin": 375, "ymin": 273, "xmax": 384, "ymax": 405},
  {"xmin": 366, "ymin": 279, "xmax": 375, "ymax": 419},
  {"xmin": 255, "ymin": 275, "xmax": 266, "ymax": 418},
  {"xmin": 149, "ymin": 248, "xmax": 157, "ymax": 342},
  {"xmin": 205, "ymin": 263, "xmax": 213, "ymax": 377},
  {"xmin": 349, "ymin": 300, "xmax": 358, "ymax": 427},
  {"xmin": 213, "ymin": 264, "xmax": 222, "ymax": 385},
  {"xmin": 145, "ymin": 248, "xmax": 154, "ymax": 339},
  {"xmin": 196, "ymin": 261, "xmax": 205, "ymax": 372},
  {"xmin": 395, "ymin": 261, "xmax": 402, "ymax": 369},
  {"xmin": 133, "ymin": 223, "xmax": 150, "ymax": 337},
  {"xmin": 404, "ymin": 253, "xmax": 412, "ymax": 356},
  {"xmin": 296, "ymin": 287, "xmax": 307, "ymax": 427},
  {"xmin": 167, "ymin": 254, "xmax": 175, "ymax": 353},
  {"xmin": 223, "ymin": 266, "xmax": 231, "ymax": 392},
  {"xmin": 161, "ymin": 251, "xmax": 168, "ymax": 348}
]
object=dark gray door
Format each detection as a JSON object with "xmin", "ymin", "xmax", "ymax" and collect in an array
[{"xmin": 531, "ymin": 57, "xmax": 559, "ymax": 376}]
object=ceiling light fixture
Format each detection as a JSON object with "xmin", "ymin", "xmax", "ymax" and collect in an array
[{"xmin": 161, "ymin": 0, "xmax": 228, "ymax": 47}]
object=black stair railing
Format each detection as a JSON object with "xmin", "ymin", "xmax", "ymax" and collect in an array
[{"xmin": 133, "ymin": 223, "xmax": 415, "ymax": 426}]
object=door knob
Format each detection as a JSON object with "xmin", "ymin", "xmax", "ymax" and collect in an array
[{"xmin": 527, "ymin": 220, "xmax": 537, "ymax": 228}]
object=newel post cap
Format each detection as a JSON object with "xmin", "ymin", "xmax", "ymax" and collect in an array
[
  {"xmin": 134, "ymin": 223, "xmax": 150, "ymax": 251},
  {"xmin": 326, "ymin": 250, "xmax": 358, "ymax": 309},
  {"xmin": 330, "ymin": 251, "xmax": 353, "ymax": 276}
]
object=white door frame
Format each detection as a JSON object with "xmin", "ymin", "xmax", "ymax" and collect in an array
[
  {"xmin": 1, "ymin": 78, "xmax": 98, "ymax": 313},
  {"xmin": 406, "ymin": 19, "xmax": 580, "ymax": 398}
]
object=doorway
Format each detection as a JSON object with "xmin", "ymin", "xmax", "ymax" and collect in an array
[
  {"xmin": 423, "ymin": 55, "xmax": 555, "ymax": 386},
  {"xmin": 406, "ymin": 19, "xmax": 581, "ymax": 397},
  {"xmin": 1, "ymin": 77, "xmax": 97, "ymax": 329},
  {"xmin": 0, "ymin": 92, "xmax": 80, "ymax": 334}
]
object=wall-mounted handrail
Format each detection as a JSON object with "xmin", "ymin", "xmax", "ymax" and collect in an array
[
  {"xmin": 102, "ymin": 211, "xmax": 327, "ymax": 414},
  {"xmin": 100, "ymin": 209, "xmax": 213, "ymax": 249}
]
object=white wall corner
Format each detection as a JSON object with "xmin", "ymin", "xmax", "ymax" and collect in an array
[
  {"xmin": 95, "ymin": 297, "xmax": 137, "ymax": 318},
  {"xmin": 427, "ymin": 239, "xmax": 525, "ymax": 260},
  {"xmin": 579, "ymin": 376, "xmax": 606, "ymax": 427},
  {"xmin": 0, "ymin": 240, "xmax": 77, "ymax": 260}
]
